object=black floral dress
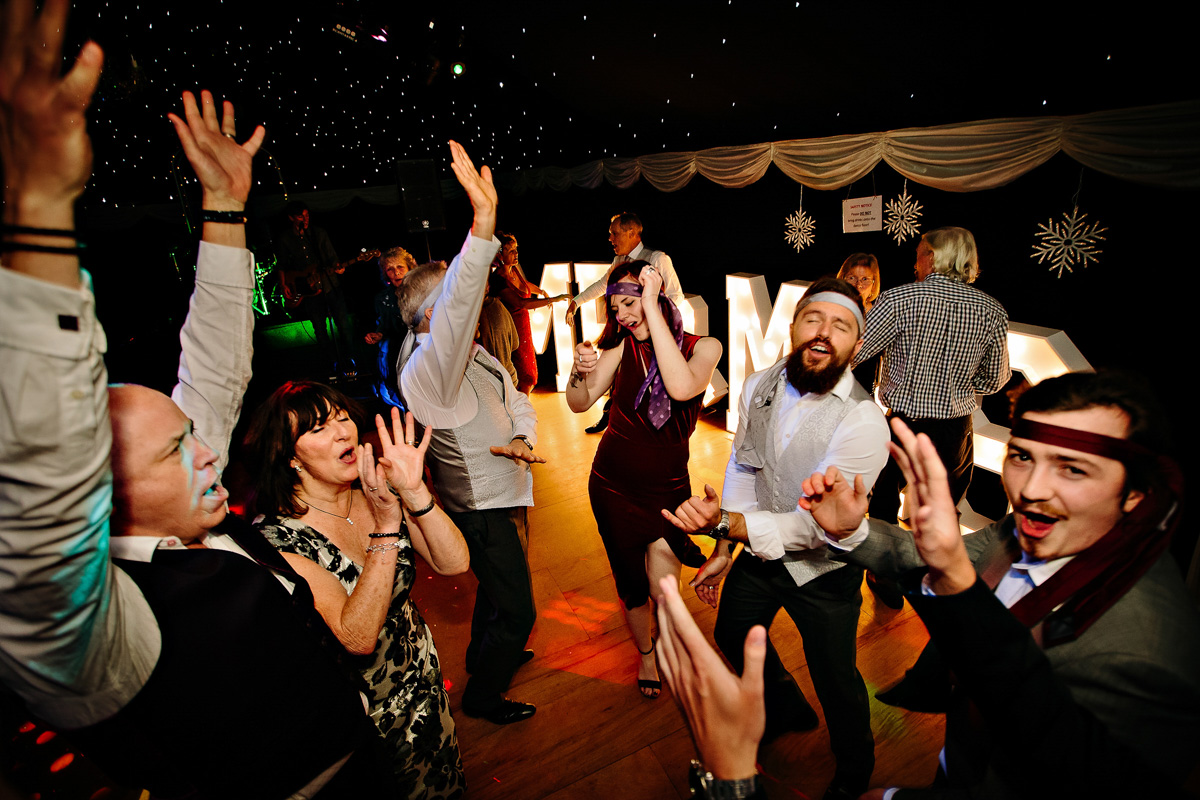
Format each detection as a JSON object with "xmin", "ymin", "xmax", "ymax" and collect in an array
[{"xmin": 258, "ymin": 517, "xmax": 465, "ymax": 800}]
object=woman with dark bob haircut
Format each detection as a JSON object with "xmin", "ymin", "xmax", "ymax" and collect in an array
[
  {"xmin": 244, "ymin": 381, "xmax": 470, "ymax": 799},
  {"xmin": 565, "ymin": 261, "xmax": 722, "ymax": 698}
]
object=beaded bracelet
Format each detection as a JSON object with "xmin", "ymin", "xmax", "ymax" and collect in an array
[{"xmin": 368, "ymin": 531, "xmax": 402, "ymax": 539}]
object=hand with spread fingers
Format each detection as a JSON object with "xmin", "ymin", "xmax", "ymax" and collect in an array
[
  {"xmin": 167, "ymin": 90, "xmax": 265, "ymax": 212},
  {"xmin": 0, "ymin": 0, "xmax": 103, "ymax": 286},
  {"xmin": 0, "ymin": 0, "xmax": 103, "ymax": 212},
  {"xmin": 886, "ymin": 417, "xmax": 975, "ymax": 594},
  {"xmin": 655, "ymin": 576, "xmax": 765, "ymax": 782},
  {"xmin": 374, "ymin": 408, "xmax": 433, "ymax": 509},
  {"xmin": 798, "ymin": 465, "xmax": 870, "ymax": 541},
  {"xmin": 357, "ymin": 442, "xmax": 401, "ymax": 533}
]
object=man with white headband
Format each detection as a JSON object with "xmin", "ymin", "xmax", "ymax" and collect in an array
[
  {"xmin": 394, "ymin": 142, "xmax": 544, "ymax": 726},
  {"xmin": 800, "ymin": 370, "xmax": 1200, "ymax": 798},
  {"xmin": 665, "ymin": 276, "xmax": 889, "ymax": 800}
]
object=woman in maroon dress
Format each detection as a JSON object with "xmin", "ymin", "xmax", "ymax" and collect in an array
[
  {"xmin": 488, "ymin": 233, "xmax": 567, "ymax": 394},
  {"xmin": 566, "ymin": 261, "xmax": 721, "ymax": 697}
]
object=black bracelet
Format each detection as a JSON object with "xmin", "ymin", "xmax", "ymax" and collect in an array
[
  {"xmin": 368, "ymin": 531, "xmax": 402, "ymax": 539},
  {"xmin": 408, "ymin": 497, "xmax": 437, "ymax": 517},
  {"xmin": 0, "ymin": 241, "xmax": 86, "ymax": 255},
  {"xmin": 0, "ymin": 224, "xmax": 80, "ymax": 239},
  {"xmin": 201, "ymin": 209, "xmax": 248, "ymax": 224}
]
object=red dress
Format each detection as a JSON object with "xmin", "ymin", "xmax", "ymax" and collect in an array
[
  {"xmin": 489, "ymin": 269, "xmax": 537, "ymax": 392},
  {"xmin": 588, "ymin": 333, "xmax": 707, "ymax": 608}
]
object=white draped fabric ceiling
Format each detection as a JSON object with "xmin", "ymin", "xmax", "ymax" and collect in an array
[{"xmin": 509, "ymin": 100, "xmax": 1200, "ymax": 194}]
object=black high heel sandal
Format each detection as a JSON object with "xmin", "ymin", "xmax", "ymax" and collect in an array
[{"xmin": 637, "ymin": 638, "xmax": 661, "ymax": 699}]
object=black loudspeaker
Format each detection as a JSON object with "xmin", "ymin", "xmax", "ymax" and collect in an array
[{"xmin": 395, "ymin": 159, "xmax": 446, "ymax": 233}]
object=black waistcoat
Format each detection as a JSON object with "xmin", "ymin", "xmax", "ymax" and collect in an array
[{"xmin": 70, "ymin": 540, "xmax": 368, "ymax": 800}]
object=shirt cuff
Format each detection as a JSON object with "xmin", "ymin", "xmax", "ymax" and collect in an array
[
  {"xmin": 742, "ymin": 510, "xmax": 782, "ymax": 561},
  {"xmin": 196, "ymin": 241, "xmax": 255, "ymax": 289},
  {"xmin": 882, "ymin": 788, "xmax": 900, "ymax": 800},
  {"xmin": 822, "ymin": 517, "xmax": 871, "ymax": 550}
]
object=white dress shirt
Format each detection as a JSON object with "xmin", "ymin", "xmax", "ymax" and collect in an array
[
  {"xmin": 573, "ymin": 241, "xmax": 684, "ymax": 307},
  {"xmin": 725, "ymin": 369, "xmax": 889, "ymax": 560}
]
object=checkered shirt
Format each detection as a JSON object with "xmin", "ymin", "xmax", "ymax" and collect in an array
[{"xmin": 853, "ymin": 273, "xmax": 1010, "ymax": 419}]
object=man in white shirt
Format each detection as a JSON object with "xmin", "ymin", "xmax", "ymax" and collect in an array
[
  {"xmin": 394, "ymin": 143, "xmax": 544, "ymax": 726},
  {"xmin": 665, "ymin": 276, "xmax": 889, "ymax": 800},
  {"xmin": 568, "ymin": 212, "xmax": 683, "ymax": 432}
]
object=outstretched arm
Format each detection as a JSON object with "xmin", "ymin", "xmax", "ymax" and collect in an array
[
  {"xmin": 0, "ymin": 0, "xmax": 159, "ymax": 728},
  {"xmin": 399, "ymin": 141, "xmax": 501, "ymax": 425},
  {"xmin": 167, "ymin": 90, "xmax": 264, "ymax": 469}
]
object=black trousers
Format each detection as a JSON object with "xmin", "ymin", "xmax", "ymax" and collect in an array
[
  {"xmin": 448, "ymin": 507, "xmax": 537, "ymax": 712},
  {"xmin": 714, "ymin": 556, "xmax": 874, "ymax": 787},
  {"xmin": 869, "ymin": 412, "xmax": 974, "ymax": 523}
]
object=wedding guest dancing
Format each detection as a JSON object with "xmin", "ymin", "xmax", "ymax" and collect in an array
[
  {"xmin": 567, "ymin": 261, "xmax": 721, "ymax": 697},
  {"xmin": 246, "ymin": 388, "xmax": 470, "ymax": 799}
]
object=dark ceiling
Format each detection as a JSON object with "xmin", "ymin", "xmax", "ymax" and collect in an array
[{"xmin": 68, "ymin": 1, "xmax": 1193, "ymax": 209}]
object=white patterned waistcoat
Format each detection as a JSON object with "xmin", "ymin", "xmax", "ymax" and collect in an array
[{"xmin": 734, "ymin": 359, "xmax": 870, "ymax": 587}]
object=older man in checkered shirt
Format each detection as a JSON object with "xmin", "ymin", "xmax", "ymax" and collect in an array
[{"xmin": 853, "ymin": 226, "xmax": 1009, "ymax": 525}]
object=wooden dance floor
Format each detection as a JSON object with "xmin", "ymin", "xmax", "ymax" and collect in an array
[{"xmin": 413, "ymin": 389, "xmax": 946, "ymax": 800}]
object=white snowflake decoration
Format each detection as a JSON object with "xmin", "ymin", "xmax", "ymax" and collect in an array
[
  {"xmin": 884, "ymin": 181, "xmax": 923, "ymax": 244},
  {"xmin": 1031, "ymin": 206, "xmax": 1107, "ymax": 278},
  {"xmin": 784, "ymin": 207, "xmax": 816, "ymax": 251}
]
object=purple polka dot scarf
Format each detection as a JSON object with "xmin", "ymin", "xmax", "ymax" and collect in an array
[{"xmin": 605, "ymin": 281, "xmax": 684, "ymax": 429}]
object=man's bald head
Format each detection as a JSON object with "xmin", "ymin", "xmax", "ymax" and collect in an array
[{"xmin": 108, "ymin": 384, "xmax": 228, "ymax": 542}]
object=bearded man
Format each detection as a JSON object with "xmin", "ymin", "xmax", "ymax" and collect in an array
[{"xmin": 665, "ymin": 276, "xmax": 889, "ymax": 800}]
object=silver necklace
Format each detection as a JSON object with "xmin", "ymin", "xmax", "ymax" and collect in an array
[{"xmin": 305, "ymin": 490, "xmax": 354, "ymax": 525}]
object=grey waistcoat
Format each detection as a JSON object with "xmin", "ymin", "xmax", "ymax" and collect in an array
[
  {"xmin": 734, "ymin": 359, "xmax": 868, "ymax": 587},
  {"xmin": 401, "ymin": 351, "xmax": 534, "ymax": 514}
]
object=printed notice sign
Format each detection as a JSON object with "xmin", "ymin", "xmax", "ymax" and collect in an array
[{"xmin": 842, "ymin": 195, "xmax": 882, "ymax": 232}]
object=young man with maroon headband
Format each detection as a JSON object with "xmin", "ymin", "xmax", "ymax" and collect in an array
[{"xmin": 802, "ymin": 370, "xmax": 1200, "ymax": 798}]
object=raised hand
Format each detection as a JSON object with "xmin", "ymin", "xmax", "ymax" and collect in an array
[
  {"xmin": 0, "ymin": 0, "xmax": 103, "ymax": 285},
  {"xmin": 887, "ymin": 418, "xmax": 974, "ymax": 594},
  {"xmin": 357, "ymin": 442, "xmax": 401, "ymax": 532},
  {"xmin": 167, "ymin": 90, "xmax": 265, "ymax": 212},
  {"xmin": 0, "ymin": 0, "xmax": 103, "ymax": 213},
  {"xmin": 638, "ymin": 263, "xmax": 663, "ymax": 317},
  {"xmin": 798, "ymin": 465, "xmax": 869, "ymax": 540},
  {"xmin": 374, "ymin": 408, "xmax": 432, "ymax": 508},
  {"xmin": 574, "ymin": 341, "xmax": 599, "ymax": 374},
  {"xmin": 655, "ymin": 577, "xmax": 764, "ymax": 781},
  {"xmin": 447, "ymin": 139, "xmax": 496, "ymax": 239},
  {"xmin": 662, "ymin": 484, "xmax": 721, "ymax": 534}
]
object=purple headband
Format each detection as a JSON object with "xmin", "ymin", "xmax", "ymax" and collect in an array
[{"xmin": 606, "ymin": 282, "xmax": 685, "ymax": 429}]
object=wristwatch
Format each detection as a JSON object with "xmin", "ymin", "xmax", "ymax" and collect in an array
[
  {"xmin": 512, "ymin": 435, "xmax": 533, "ymax": 451},
  {"xmin": 688, "ymin": 760, "xmax": 764, "ymax": 800},
  {"xmin": 705, "ymin": 509, "xmax": 732, "ymax": 540}
]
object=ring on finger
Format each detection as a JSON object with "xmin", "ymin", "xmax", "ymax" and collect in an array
[{"xmin": 368, "ymin": 486, "xmax": 378, "ymax": 492}]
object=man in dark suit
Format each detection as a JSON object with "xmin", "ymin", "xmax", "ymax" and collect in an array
[{"xmin": 802, "ymin": 370, "xmax": 1200, "ymax": 798}]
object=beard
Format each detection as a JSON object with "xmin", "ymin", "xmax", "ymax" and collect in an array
[{"xmin": 786, "ymin": 336, "xmax": 853, "ymax": 396}]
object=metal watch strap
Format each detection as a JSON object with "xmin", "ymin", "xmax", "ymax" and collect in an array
[
  {"xmin": 688, "ymin": 760, "xmax": 764, "ymax": 800},
  {"xmin": 706, "ymin": 508, "xmax": 732, "ymax": 540}
]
